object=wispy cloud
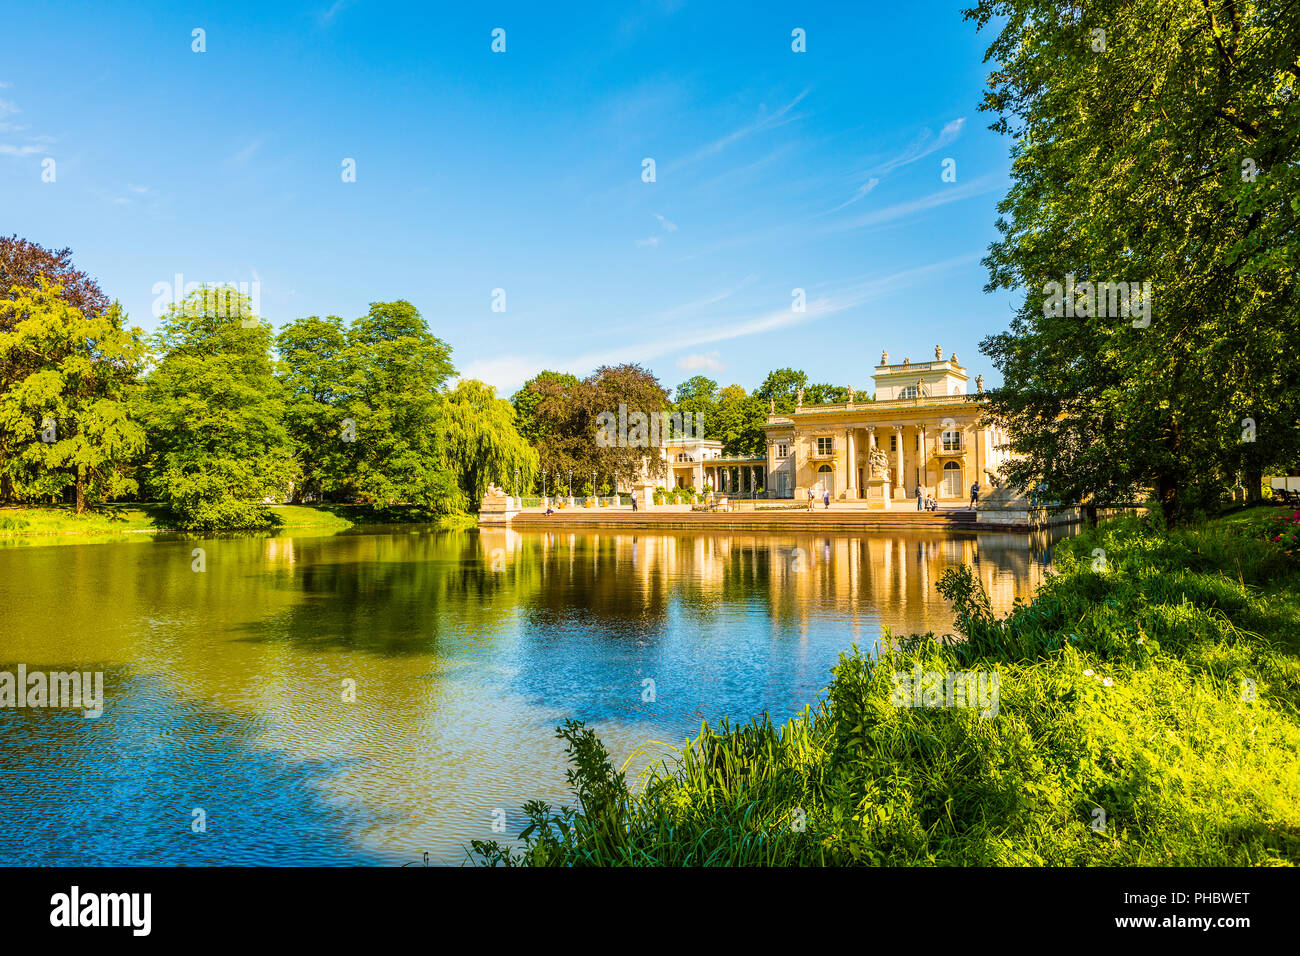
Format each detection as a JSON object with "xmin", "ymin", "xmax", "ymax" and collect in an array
[
  {"xmin": 677, "ymin": 351, "xmax": 723, "ymax": 372},
  {"xmin": 826, "ymin": 176, "xmax": 879, "ymax": 213},
  {"xmin": 227, "ymin": 139, "xmax": 262, "ymax": 168},
  {"xmin": 654, "ymin": 213, "xmax": 677, "ymax": 232},
  {"xmin": 666, "ymin": 88, "xmax": 810, "ymax": 174},
  {"xmin": 318, "ymin": 0, "xmax": 356, "ymax": 25},
  {"xmin": 828, "ymin": 172, "xmax": 1006, "ymax": 233},
  {"xmin": 0, "ymin": 143, "xmax": 44, "ymax": 156},
  {"xmin": 460, "ymin": 256, "xmax": 977, "ymax": 393},
  {"xmin": 635, "ymin": 235, "xmax": 660, "ymax": 247}
]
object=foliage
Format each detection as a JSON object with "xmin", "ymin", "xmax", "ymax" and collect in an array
[
  {"xmin": 0, "ymin": 280, "xmax": 147, "ymax": 512},
  {"xmin": 441, "ymin": 378, "xmax": 538, "ymax": 502},
  {"xmin": 136, "ymin": 288, "xmax": 294, "ymax": 531},
  {"xmin": 967, "ymin": 0, "xmax": 1300, "ymax": 521}
]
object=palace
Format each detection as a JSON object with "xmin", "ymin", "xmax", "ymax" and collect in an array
[{"xmin": 654, "ymin": 347, "xmax": 1011, "ymax": 506}]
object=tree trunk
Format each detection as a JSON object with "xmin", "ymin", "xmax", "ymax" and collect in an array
[{"xmin": 75, "ymin": 469, "xmax": 87, "ymax": 515}]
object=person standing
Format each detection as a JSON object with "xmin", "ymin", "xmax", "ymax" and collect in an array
[
  {"xmin": 970, "ymin": 481, "xmax": 980, "ymax": 510},
  {"xmin": 823, "ymin": 489, "xmax": 830, "ymax": 509},
  {"xmin": 807, "ymin": 488, "xmax": 815, "ymax": 511},
  {"xmin": 916, "ymin": 486, "xmax": 923, "ymax": 511}
]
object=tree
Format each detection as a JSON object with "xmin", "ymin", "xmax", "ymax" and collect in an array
[
  {"xmin": 442, "ymin": 379, "xmax": 538, "ymax": 503},
  {"xmin": 333, "ymin": 300, "xmax": 461, "ymax": 512},
  {"xmin": 671, "ymin": 375, "xmax": 719, "ymax": 440},
  {"xmin": 0, "ymin": 279, "xmax": 146, "ymax": 512},
  {"xmin": 137, "ymin": 287, "xmax": 294, "ymax": 530},
  {"xmin": 512, "ymin": 370, "xmax": 581, "ymax": 449},
  {"xmin": 582, "ymin": 363, "xmax": 669, "ymax": 491},
  {"xmin": 0, "ymin": 236, "xmax": 109, "ymax": 326},
  {"xmin": 713, "ymin": 384, "xmax": 766, "ymax": 458},
  {"xmin": 276, "ymin": 315, "xmax": 348, "ymax": 502},
  {"xmin": 966, "ymin": 0, "xmax": 1300, "ymax": 520},
  {"xmin": 754, "ymin": 368, "xmax": 808, "ymax": 415}
]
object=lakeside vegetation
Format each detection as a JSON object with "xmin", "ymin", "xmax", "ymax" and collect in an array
[
  {"xmin": 0, "ymin": 501, "xmax": 475, "ymax": 544},
  {"xmin": 472, "ymin": 508, "xmax": 1300, "ymax": 865}
]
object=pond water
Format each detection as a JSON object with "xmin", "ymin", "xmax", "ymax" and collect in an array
[{"xmin": 0, "ymin": 524, "xmax": 1073, "ymax": 865}]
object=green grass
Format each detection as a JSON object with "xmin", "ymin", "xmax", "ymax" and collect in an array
[
  {"xmin": 0, "ymin": 502, "xmax": 475, "ymax": 544},
  {"xmin": 471, "ymin": 507, "xmax": 1300, "ymax": 866}
]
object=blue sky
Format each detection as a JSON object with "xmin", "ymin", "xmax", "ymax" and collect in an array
[{"xmin": 1, "ymin": 0, "xmax": 1017, "ymax": 397}]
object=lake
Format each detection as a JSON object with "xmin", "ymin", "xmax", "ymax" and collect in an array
[{"xmin": 0, "ymin": 524, "xmax": 1072, "ymax": 865}]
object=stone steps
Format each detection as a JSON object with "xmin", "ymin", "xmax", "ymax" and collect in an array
[{"xmin": 505, "ymin": 510, "xmax": 984, "ymax": 532}]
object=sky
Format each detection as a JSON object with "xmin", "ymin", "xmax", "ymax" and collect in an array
[{"xmin": 1, "ymin": 0, "xmax": 1019, "ymax": 398}]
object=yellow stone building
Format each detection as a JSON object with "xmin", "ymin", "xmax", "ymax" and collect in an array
[{"xmin": 760, "ymin": 347, "xmax": 1010, "ymax": 504}]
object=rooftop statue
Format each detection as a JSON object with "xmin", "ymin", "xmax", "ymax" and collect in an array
[
  {"xmin": 881, "ymin": 349, "xmax": 888, "ymax": 365},
  {"xmin": 935, "ymin": 344, "xmax": 942, "ymax": 360},
  {"xmin": 976, "ymin": 374, "xmax": 985, "ymax": 395},
  {"xmin": 796, "ymin": 388, "xmax": 804, "ymax": 407}
]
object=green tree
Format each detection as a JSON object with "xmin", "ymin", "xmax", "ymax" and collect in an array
[
  {"xmin": 671, "ymin": 375, "xmax": 719, "ymax": 440},
  {"xmin": 442, "ymin": 378, "xmax": 538, "ymax": 503},
  {"xmin": 512, "ymin": 370, "xmax": 581, "ymax": 449},
  {"xmin": 276, "ymin": 315, "xmax": 348, "ymax": 503},
  {"xmin": 754, "ymin": 368, "xmax": 808, "ymax": 415},
  {"xmin": 713, "ymin": 384, "xmax": 766, "ymax": 458},
  {"xmin": 334, "ymin": 300, "xmax": 461, "ymax": 512},
  {"xmin": 967, "ymin": 0, "xmax": 1300, "ymax": 520},
  {"xmin": 0, "ymin": 279, "xmax": 147, "ymax": 512},
  {"xmin": 137, "ymin": 287, "xmax": 294, "ymax": 530}
]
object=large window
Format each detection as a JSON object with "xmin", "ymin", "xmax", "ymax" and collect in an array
[
  {"xmin": 776, "ymin": 443, "xmax": 789, "ymax": 459},
  {"xmin": 817, "ymin": 464, "xmax": 834, "ymax": 495},
  {"xmin": 889, "ymin": 435, "xmax": 897, "ymax": 451},
  {"xmin": 816, "ymin": 436, "xmax": 833, "ymax": 456},
  {"xmin": 900, "ymin": 385, "xmax": 918, "ymax": 399},
  {"xmin": 942, "ymin": 461, "xmax": 961, "ymax": 496},
  {"xmin": 941, "ymin": 429, "xmax": 963, "ymax": 452}
]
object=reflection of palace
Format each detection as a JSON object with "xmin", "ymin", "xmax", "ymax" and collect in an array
[
  {"xmin": 646, "ymin": 347, "xmax": 1012, "ymax": 503},
  {"xmin": 481, "ymin": 526, "xmax": 1068, "ymax": 637}
]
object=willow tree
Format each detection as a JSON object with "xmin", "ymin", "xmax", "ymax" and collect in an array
[
  {"xmin": 967, "ymin": 0, "xmax": 1300, "ymax": 520},
  {"xmin": 442, "ymin": 378, "xmax": 538, "ymax": 504}
]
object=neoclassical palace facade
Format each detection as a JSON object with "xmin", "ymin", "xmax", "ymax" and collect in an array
[{"xmin": 656, "ymin": 348, "xmax": 1011, "ymax": 503}]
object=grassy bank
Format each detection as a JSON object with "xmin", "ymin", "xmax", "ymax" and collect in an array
[
  {"xmin": 0, "ymin": 502, "xmax": 476, "ymax": 544},
  {"xmin": 473, "ymin": 507, "xmax": 1300, "ymax": 865}
]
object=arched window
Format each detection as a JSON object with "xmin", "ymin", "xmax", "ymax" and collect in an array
[
  {"xmin": 942, "ymin": 461, "xmax": 961, "ymax": 497},
  {"xmin": 900, "ymin": 385, "xmax": 917, "ymax": 399},
  {"xmin": 816, "ymin": 464, "xmax": 834, "ymax": 496}
]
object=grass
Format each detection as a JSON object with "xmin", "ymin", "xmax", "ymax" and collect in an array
[
  {"xmin": 0, "ymin": 502, "xmax": 475, "ymax": 544},
  {"xmin": 471, "ymin": 506, "xmax": 1300, "ymax": 866}
]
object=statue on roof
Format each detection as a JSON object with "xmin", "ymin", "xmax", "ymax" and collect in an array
[
  {"xmin": 848, "ymin": 386, "xmax": 855, "ymax": 404},
  {"xmin": 881, "ymin": 349, "xmax": 888, "ymax": 365},
  {"xmin": 935, "ymin": 344, "xmax": 942, "ymax": 361},
  {"xmin": 769, "ymin": 398, "xmax": 775, "ymax": 413},
  {"xmin": 796, "ymin": 388, "xmax": 804, "ymax": 407},
  {"xmin": 951, "ymin": 352, "xmax": 958, "ymax": 364},
  {"xmin": 902, "ymin": 357, "xmax": 910, "ymax": 366},
  {"xmin": 976, "ymin": 374, "xmax": 985, "ymax": 395}
]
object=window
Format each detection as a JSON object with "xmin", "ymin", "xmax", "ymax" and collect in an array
[
  {"xmin": 889, "ymin": 435, "xmax": 897, "ymax": 452},
  {"xmin": 942, "ymin": 461, "xmax": 961, "ymax": 496},
  {"xmin": 900, "ymin": 386, "xmax": 918, "ymax": 399},
  {"xmin": 816, "ymin": 437, "xmax": 833, "ymax": 456},
  {"xmin": 915, "ymin": 434, "xmax": 921, "ymax": 451},
  {"xmin": 941, "ymin": 429, "xmax": 963, "ymax": 453},
  {"xmin": 776, "ymin": 443, "xmax": 789, "ymax": 459},
  {"xmin": 817, "ymin": 464, "xmax": 834, "ymax": 495}
]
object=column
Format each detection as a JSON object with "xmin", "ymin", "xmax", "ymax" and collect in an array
[
  {"xmin": 846, "ymin": 428, "xmax": 857, "ymax": 499},
  {"xmin": 917, "ymin": 425, "xmax": 928, "ymax": 495},
  {"xmin": 893, "ymin": 426, "xmax": 905, "ymax": 499}
]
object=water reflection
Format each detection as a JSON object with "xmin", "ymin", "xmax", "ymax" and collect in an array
[{"xmin": 0, "ymin": 524, "xmax": 1073, "ymax": 866}]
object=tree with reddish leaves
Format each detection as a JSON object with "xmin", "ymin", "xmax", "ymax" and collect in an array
[{"xmin": 0, "ymin": 235, "xmax": 109, "ymax": 328}]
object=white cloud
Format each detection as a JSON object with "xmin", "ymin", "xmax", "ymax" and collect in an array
[
  {"xmin": 635, "ymin": 236, "xmax": 660, "ymax": 247},
  {"xmin": 228, "ymin": 139, "xmax": 262, "ymax": 167},
  {"xmin": 0, "ymin": 143, "xmax": 43, "ymax": 156},
  {"xmin": 654, "ymin": 213, "xmax": 678, "ymax": 232},
  {"xmin": 667, "ymin": 88, "xmax": 810, "ymax": 173},
  {"xmin": 677, "ymin": 351, "xmax": 723, "ymax": 371}
]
